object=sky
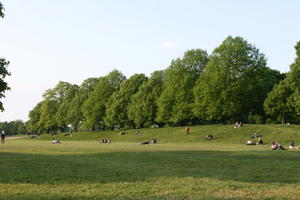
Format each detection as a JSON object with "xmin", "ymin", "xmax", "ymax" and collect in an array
[{"xmin": 0, "ymin": 0, "xmax": 299, "ymax": 122}]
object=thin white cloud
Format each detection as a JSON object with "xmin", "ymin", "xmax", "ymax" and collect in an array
[{"xmin": 161, "ymin": 41, "xmax": 174, "ymax": 49}]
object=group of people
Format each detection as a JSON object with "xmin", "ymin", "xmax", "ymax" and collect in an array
[
  {"xmin": 234, "ymin": 122, "xmax": 243, "ymax": 128},
  {"xmin": 246, "ymin": 132, "xmax": 298, "ymax": 150},
  {"xmin": 246, "ymin": 132, "xmax": 264, "ymax": 145},
  {"xmin": 271, "ymin": 141, "xmax": 286, "ymax": 150}
]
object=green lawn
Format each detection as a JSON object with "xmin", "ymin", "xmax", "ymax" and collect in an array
[{"xmin": 1, "ymin": 125, "xmax": 300, "ymax": 200}]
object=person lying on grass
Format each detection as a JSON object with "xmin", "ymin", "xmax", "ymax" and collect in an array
[
  {"xmin": 271, "ymin": 141, "xmax": 286, "ymax": 150},
  {"xmin": 246, "ymin": 140, "xmax": 255, "ymax": 145},
  {"xmin": 140, "ymin": 139, "xmax": 157, "ymax": 145},
  {"xmin": 99, "ymin": 139, "xmax": 111, "ymax": 143},
  {"xmin": 52, "ymin": 138, "xmax": 61, "ymax": 144}
]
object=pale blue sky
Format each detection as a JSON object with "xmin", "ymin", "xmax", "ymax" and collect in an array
[{"xmin": 0, "ymin": 0, "xmax": 299, "ymax": 121}]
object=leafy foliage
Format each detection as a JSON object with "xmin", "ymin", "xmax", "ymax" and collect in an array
[
  {"xmin": 194, "ymin": 36, "xmax": 282, "ymax": 122},
  {"xmin": 0, "ymin": 58, "xmax": 10, "ymax": 111},
  {"xmin": 0, "ymin": 120, "xmax": 27, "ymax": 135},
  {"xmin": 156, "ymin": 49, "xmax": 208, "ymax": 125},
  {"xmin": 0, "ymin": 2, "xmax": 4, "ymax": 18},
  {"xmin": 25, "ymin": 38, "xmax": 298, "ymax": 134},
  {"xmin": 82, "ymin": 70, "xmax": 125, "ymax": 130},
  {"xmin": 128, "ymin": 70, "xmax": 164, "ymax": 127},
  {"xmin": 27, "ymin": 102, "xmax": 43, "ymax": 133},
  {"xmin": 264, "ymin": 42, "xmax": 300, "ymax": 123},
  {"xmin": 264, "ymin": 78, "xmax": 294, "ymax": 123},
  {"xmin": 104, "ymin": 74, "xmax": 147, "ymax": 128},
  {"xmin": 68, "ymin": 77, "xmax": 99, "ymax": 131}
]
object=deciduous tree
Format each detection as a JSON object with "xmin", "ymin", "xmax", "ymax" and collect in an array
[
  {"xmin": 82, "ymin": 70, "xmax": 125, "ymax": 130},
  {"xmin": 128, "ymin": 70, "xmax": 164, "ymax": 127},
  {"xmin": 104, "ymin": 74, "xmax": 147, "ymax": 128},
  {"xmin": 157, "ymin": 49, "xmax": 208, "ymax": 125},
  {"xmin": 194, "ymin": 36, "xmax": 281, "ymax": 122}
]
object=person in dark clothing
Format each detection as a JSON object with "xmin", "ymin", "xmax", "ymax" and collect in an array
[
  {"xmin": 1, "ymin": 130, "xmax": 5, "ymax": 144},
  {"xmin": 256, "ymin": 137, "xmax": 263, "ymax": 145}
]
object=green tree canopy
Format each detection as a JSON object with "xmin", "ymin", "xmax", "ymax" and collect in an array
[
  {"xmin": 264, "ymin": 78, "xmax": 294, "ymax": 124},
  {"xmin": 27, "ymin": 102, "xmax": 43, "ymax": 133},
  {"xmin": 128, "ymin": 70, "xmax": 165, "ymax": 127},
  {"xmin": 0, "ymin": 3, "xmax": 10, "ymax": 112},
  {"xmin": 38, "ymin": 81, "xmax": 72, "ymax": 132},
  {"xmin": 82, "ymin": 70, "xmax": 126, "ymax": 130},
  {"xmin": 194, "ymin": 36, "xmax": 281, "ymax": 122},
  {"xmin": 156, "ymin": 49, "xmax": 208, "ymax": 125},
  {"xmin": 67, "ymin": 77, "xmax": 99, "ymax": 131},
  {"xmin": 283, "ymin": 42, "xmax": 300, "ymax": 120},
  {"xmin": 0, "ymin": 2, "xmax": 4, "ymax": 18},
  {"xmin": 56, "ymin": 84, "xmax": 79, "ymax": 131},
  {"xmin": 0, "ymin": 58, "xmax": 10, "ymax": 111},
  {"xmin": 104, "ymin": 73, "xmax": 147, "ymax": 128},
  {"xmin": 39, "ymin": 99, "xmax": 59, "ymax": 133}
]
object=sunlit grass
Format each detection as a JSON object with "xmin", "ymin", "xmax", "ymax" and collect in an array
[{"xmin": 1, "ymin": 125, "xmax": 300, "ymax": 199}]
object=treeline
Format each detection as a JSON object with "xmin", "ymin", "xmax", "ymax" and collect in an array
[
  {"xmin": 0, "ymin": 120, "xmax": 27, "ymax": 135},
  {"xmin": 26, "ymin": 36, "xmax": 300, "ymax": 134}
]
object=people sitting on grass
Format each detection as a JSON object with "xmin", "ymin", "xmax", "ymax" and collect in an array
[
  {"xmin": 251, "ymin": 132, "xmax": 262, "ymax": 138},
  {"xmin": 52, "ymin": 138, "xmax": 61, "ymax": 144},
  {"xmin": 119, "ymin": 130, "xmax": 126, "ymax": 135},
  {"xmin": 205, "ymin": 135, "xmax": 214, "ymax": 140},
  {"xmin": 246, "ymin": 140, "xmax": 255, "ymax": 145},
  {"xmin": 99, "ymin": 139, "xmax": 111, "ymax": 143},
  {"xmin": 271, "ymin": 141, "xmax": 286, "ymax": 150},
  {"xmin": 234, "ymin": 122, "xmax": 243, "ymax": 128},
  {"xmin": 31, "ymin": 135, "xmax": 38, "ymax": 139},
  {"xmin": 150, "ymin": 139, "xmax": 157, "ymax": 144},
  {"xmin": 256, "ymin": 137, "xmax": 264, "ymax": 145},
  {"xmin": 140, "ymin": 139, "xmax": 157, "ymax": 145},
  {"xmin": 289, "ymin": 140, "xmax": 299, "ymax": 149}
]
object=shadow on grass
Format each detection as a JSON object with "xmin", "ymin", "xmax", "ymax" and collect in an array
[
  {"xmin": 0, "ymin": 150, "xmax": 300, "ymax": 184},
  {"xmin": 0, "ymin": 194, "xmax": 251, "ymax": 200}
]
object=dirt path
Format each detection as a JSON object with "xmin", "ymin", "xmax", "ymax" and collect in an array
[{"xmin": 5, "ymin": 136, "xmax": 25, "ymax": 140}]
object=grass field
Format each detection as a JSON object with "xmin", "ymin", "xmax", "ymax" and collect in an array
[{"xmin": 1, "ymin": 124, "xmax": 300, "ymax": 200}]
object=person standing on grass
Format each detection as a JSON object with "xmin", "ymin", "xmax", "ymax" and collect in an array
[
  {"xmin": 185, "ymin": 126, "xmax": 190, "ymax": 134},
  {"xmin": 1, "ymin": 130, "xmax": 5, "ymax": 144}
]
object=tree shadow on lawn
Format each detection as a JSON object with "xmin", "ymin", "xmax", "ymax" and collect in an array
[
  {"xmin": 0, "ymin": 194, "xmax": 253, "ymax": 200},
  {"xmin": 0, "ymin": 150, "xmax": 300, "ymax": 184}
]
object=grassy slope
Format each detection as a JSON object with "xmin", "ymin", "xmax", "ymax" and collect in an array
[
  {"xmin": 1, "ymin": 140, "xmax": 300, "ymax": 200},
  {"xmin": 1, "ymin": 125, "xmax": 300, "ymax": 200},
  {"xmin": 35, "ymin": 124, "xmax": 300, "ymax": 146}
]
